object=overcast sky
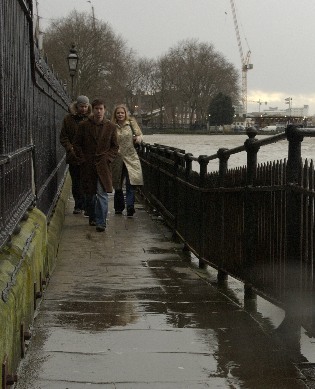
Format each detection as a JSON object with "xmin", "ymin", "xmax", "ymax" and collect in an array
[{"xmin": 38, "ymin": 0, "xmax": 315, "ymax": 115}]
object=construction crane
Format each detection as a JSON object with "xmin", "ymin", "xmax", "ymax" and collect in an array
[
  {"xmin": 230, "ymin": 0, "xmax": 253, "ymax": 115},
  {"xmin": 248, "ymin": 99, "xmax": 267, "ymax": 113}
]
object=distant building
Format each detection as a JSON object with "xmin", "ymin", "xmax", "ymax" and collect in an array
[
  {"xmin": 246, "ymin": 104, "xmax": 309, "ymax": 128},
  {"xmin": 258, "ymin": 105, "xmax": 309, "ymax": 117}
]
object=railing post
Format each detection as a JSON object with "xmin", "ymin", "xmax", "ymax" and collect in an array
[
  {"xmin": 156, "ymin": 146, "xmax": 166, "ymax": 201},
  {"xmin": 198, "ymin": 155, "xmax": 208, "ymax": 188},
  {"xmin": 217, "ymin": 148, "xmax": 230, "ymax": 284},
  {"xmin": 172, "ymin": 151, "xmax": 181, "ymax": 240},
  {"xmin": 184, "ymin": 153, "xmax": 193, "ymax": 180},
  {"xmin": 285, "ymin": 125, "xmax": 304, "ymax": 318},
  {"xmin": 198, "ymin": 155, "xmax": 209, "ymax": 268},
  {"xmin": 218, "ymin": 148, "xmax": 229, "ymax": 187},
  {"xmin": 244, "ymin": 127, "xmax": 260, "ymax": 297},
  {"xmin": 244, "ymin": 127, "xmax": 259, "ymax": 185},
  {"xmin": 180, "ymin": 153, "xmax": 193, "ymax": 252},
  {"xmin": 148, "ymin": 144, "xmax": 155, "ymax": 201},
  {"xmin": 286, "ymin": 125, "xmax": 303, "ymax": 261},
  {"xmin": 286, "ymin": 125, "xmax": 303, "ymax": 184}
]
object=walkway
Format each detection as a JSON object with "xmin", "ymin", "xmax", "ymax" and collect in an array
[{"xmin": 15, "ymin": 194, "xmax": 310, "ymax": 388}]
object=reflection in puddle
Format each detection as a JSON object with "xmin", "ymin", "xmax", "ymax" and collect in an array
[
  {"xmin": 56, "ymin": 300, "xmax": 140, "ymax": 331},
  {"xmin": 183, "ymin": 251, "xmax": 315, "ymax": 366}
]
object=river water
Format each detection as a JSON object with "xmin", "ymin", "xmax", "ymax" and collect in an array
[{"xmin": 144, "ymin": 133, "xmax": 315, "ymax": 172}]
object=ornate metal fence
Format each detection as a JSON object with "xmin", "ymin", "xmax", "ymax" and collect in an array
[
  {"xmin": 0, "ymin": 0, "xmax": 69, "ymax": 249},
  {"xmin": 139, "ymin": 126, "xmax": 315, "ymax": 333}
]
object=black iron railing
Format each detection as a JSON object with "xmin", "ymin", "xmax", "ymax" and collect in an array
[
  {"xmin": 0, "ymin": 0, "xmax": 69, "ymax": 249},
  {"xmin": 139, "ymin": 125, "xmax": 315, "ymax": 333}
]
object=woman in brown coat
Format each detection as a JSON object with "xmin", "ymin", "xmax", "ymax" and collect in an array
[
  {"xmin": 111, "ymin": 104, "xmax": 143, "ymax": 217},
  {"xmin": 73, "ymin": 99, "xmax": 119, "ymax": 232}
]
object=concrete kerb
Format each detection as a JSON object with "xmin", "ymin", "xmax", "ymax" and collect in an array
[{"xmin": 0, "ymin": 174, "xmax": 71, "ymax": 381}]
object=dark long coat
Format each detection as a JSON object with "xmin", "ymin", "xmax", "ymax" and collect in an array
[
  {"xmin": 73, "ymin": 117, "xmax": 119, "ymax": 194},
  {"xmin": 59, "ymin": 102, "xmax": 92, "ymax": 164}
]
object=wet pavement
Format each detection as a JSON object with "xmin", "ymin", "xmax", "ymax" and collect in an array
[{"xmin": 15, "ymin": 193, "xmax": 313, "ymax": 388}]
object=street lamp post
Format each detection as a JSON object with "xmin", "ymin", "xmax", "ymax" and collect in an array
[
  {"xmin": 207, "ymin": 114, "xmax": 211, "ymax": 131},
  {"xmin": 285, "ymin": 97, "xmax": 292, "ymax": 121},
  {"xmin": 67, "ymin": 44, "xmax": 79, "ymax": 100}
]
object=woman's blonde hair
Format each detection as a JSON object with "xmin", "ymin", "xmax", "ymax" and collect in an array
[{"xmin": 111, "ymin": 104, "xmax": 130, "ymax": 123}]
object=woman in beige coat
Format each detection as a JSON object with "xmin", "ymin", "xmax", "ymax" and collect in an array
[{"xmin": 111, "ymin": 104, "xmax": 143, "ymax": 217}]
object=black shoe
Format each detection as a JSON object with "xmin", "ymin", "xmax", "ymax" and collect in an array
[
  {"xmin": 96, "ymin": 225, "xmax": 106, "ymax": 232},
  {"xmin": 115, "ymin": 210, "xmax": 123, "ymax": 215},
  {"xmin": 127, "ymin": 206, "xmax": 135, "ymax": 217},
  {"xmin": 89, "ymin": 220, "xmax": 96, "ymax": 226},
  {"xmin": 83, "ymin": 211, "xmax": 89, "ymax": 218},
  {"xmin": 73, "ymin": 208, "xmax": 81, "ymax": 214}
]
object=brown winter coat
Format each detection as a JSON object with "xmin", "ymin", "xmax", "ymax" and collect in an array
[
  {"xmin": 111, "ymin": 119, "xmax": 144, "ymax": 189},
  {"xmin": 60, "ymin": 102, "xmax": 92, "ymax": 164},
  {"xmin": 73, "ymin": 116, "xmax": 119, "ymax": 194}
]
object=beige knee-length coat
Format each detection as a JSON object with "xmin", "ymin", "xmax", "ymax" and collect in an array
[{"xmin": 111, "ymin": 119, "xmax": 144, "ymax": 189}]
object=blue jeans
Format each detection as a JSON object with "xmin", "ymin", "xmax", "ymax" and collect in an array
[
  {"xmin": 114, "ymin": 165, "xmax": 135, "ymax": 211},
  {"xmin": 87, "ymin": 179, "xmax": 108, "ymax": 226}
]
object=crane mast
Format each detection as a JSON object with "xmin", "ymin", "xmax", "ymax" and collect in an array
[{"xmin": 230, "ymin": 0, "xmax": 253, "ymax": 116}]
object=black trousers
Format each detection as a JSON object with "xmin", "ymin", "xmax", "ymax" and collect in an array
[
  {"xmin": 114, "ymin": 189, "xmax": 125, "ymax": 212},
  {"xmin": 68, "ymin": 164, "xmax": 84, "ymax": 210}
]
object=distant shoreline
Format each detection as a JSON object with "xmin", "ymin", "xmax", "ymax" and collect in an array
[{"xmin": 142, "ymin": 129, "xmax": 282, "ymax": 136}]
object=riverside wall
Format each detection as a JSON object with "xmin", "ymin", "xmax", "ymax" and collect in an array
[{"xmin": 0, "ymin": 175, "xmax": 71, "ymax": 380}]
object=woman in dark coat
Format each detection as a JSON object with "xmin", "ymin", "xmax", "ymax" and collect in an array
[{"xmin": 73, "ymin": 99, "xmax": 118, "ymax": 232}]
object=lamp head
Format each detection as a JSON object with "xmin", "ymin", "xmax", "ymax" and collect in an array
[{"xmin": 67, "ymin": 44, "xmax": 79, "ymax": 76}]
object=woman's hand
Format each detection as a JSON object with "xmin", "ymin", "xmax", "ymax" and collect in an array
[{"xmin": 133, "ymin": 135, "xmax": 143, "ymax": 144}]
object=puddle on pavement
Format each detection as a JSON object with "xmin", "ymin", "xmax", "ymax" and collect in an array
[
  {"xmin": 144, "ymin": 246, "xmax": 183, "ymax": 254},
  {"xmin": 19, "ymin": 236, "xmax": 315, "ymax": 388},
  {"xmin": 186, "ymin": 251, "xmax": 315, "ymax": 365}
]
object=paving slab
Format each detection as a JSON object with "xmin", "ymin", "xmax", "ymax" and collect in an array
[{"xmin": 15, "ymin": 194, "xmax": 311, "ymax": 388}]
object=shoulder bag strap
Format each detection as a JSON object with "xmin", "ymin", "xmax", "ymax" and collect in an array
[{"xmin": 129, "ymin": 121, "xmax": 136, "ymax": 135}]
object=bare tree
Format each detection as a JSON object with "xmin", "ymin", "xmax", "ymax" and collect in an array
[
  {"xmin": 42, "ymin": 10, "xmax": 132, "ymax": 107},
  {"xmin": 42, "ymin": 14, "xmax": 239, "ymax": 127},
  {"xmin": 158, "ymin": 39, "xmax": 239, "ymax": 126},
  {"xmin": 123, "ymin": 58, "xmax": 154, "ymax": 114},
  {"xmin": 126, "ymin": 58, "xmax": 165, "ymax": 126}
]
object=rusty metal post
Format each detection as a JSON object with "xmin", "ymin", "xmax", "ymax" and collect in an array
[
  {"xmin": 20, "ymin": 323, "xmax": 32, "ymax": 358},
  {"xmin": 2, "ymin": 355, "xmax": 18, "ymax": 388}
]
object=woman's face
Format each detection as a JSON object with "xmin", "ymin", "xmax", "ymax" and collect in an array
[{"xmin": 115, "ymin": 108, "xmax": 126, "ymax": 123}]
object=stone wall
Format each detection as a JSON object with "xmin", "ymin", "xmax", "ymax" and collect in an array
[{"xmin": 0, "ymin": 175, "xmax": 71, "ymax": 381}]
